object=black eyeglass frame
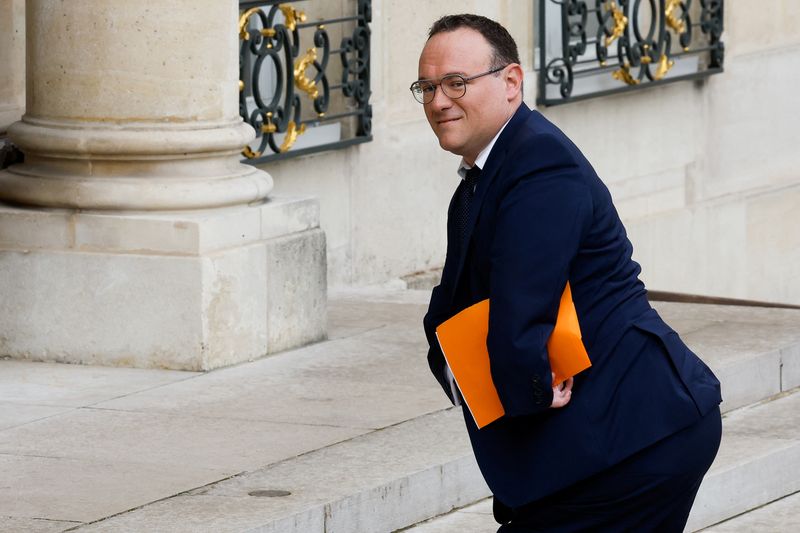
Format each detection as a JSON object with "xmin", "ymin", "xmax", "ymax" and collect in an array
[{"xmin": 409, "ymin": 65, "xmax": 509, "ymax": 104}]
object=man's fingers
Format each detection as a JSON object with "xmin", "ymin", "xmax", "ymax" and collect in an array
[
  {"xmin": 549, "ymin": 382, "xmax": 572, "ymax": 408},
  {"xmin": 549, "ymin": 374, "xmax": 575, "ymax": 408},
  {"xmin": 550, "ymin": 390, "xmax": 571, "ymax": 408}
]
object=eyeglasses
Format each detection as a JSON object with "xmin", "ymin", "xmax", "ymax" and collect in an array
[{"xmin": 409, "ymin": 65, "xmax": 508, "ymax": 104}]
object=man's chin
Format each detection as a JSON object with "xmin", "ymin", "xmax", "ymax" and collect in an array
[{"xmin": 437, "ymin": 138, "xmax": 464, "ymax": 157}]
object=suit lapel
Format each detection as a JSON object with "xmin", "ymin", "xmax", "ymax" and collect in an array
[{"xmin": 447, "ymin": 103, "xmax": 532, "ymax": 307}]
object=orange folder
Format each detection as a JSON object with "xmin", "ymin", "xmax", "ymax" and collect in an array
[{"xmin": 435, "ymin": 283, "xmax": 591, "ymax": 429}]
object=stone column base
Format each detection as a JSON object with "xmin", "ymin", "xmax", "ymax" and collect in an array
[{"xmin": 0, "ymin": 197, "xmax": 326, "ymax": 370}]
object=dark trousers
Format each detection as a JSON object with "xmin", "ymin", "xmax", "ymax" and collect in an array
[{"xmin": 495, "ymin": 406, "xmax": 722, "ymax": 533}]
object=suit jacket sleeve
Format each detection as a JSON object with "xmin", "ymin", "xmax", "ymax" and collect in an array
[{"xmin": 487, "ymin": 133, "xmax": 593, "ymax": 417}]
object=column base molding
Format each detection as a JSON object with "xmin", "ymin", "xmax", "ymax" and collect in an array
[{"xmin": 1, "ymin": 118, "xmax": 273, "ymax": 210}]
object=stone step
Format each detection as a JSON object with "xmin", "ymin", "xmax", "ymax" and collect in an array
[
  {"xmin": 73, "ymin": 387, "xmax": 800, "ymax": 533},
  {"xmin": 700, "ymin": 490, "xmax": 800, "ymax": 532},
  {"xmin": 72, "ymin": 407, "xmax": 488, "ymax": 532},
  {"xmin": 404, "ymin": 389, "xmax": 800, "ymax": 533}
]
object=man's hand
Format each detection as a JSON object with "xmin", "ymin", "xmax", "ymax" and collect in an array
[{"xmin": 550, "ymin": 372, "xmax": 573, "ymax": 408}]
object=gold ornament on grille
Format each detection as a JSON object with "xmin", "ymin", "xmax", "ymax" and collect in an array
[
  {"xmin": 604, "ymin": 1, "xmax": 628, "ymax": 47},
  {"xmin": 279, "ymin": 4, "xmax": 307, "ymax": 31},
  {"xmin": 239, "ymin": 7, "xmax": 277, "ymax": 40},
  {"xmin": 653, "ymin": 54, "xmax": 675, "ymax": 80},
  {"xmin": 294, "ymin": 48, "xmax": 320, "ymax": 100},
  {"xmin": 612, "ymin": 63, "xmax": 640, "ymax": 85},
  {"xmin": 665, "ymin": 0, "xmax": 687, "ymax": 34},
  {"xmin": 280, "ymin": 120, "xmax": 307, "ymax": 152}
]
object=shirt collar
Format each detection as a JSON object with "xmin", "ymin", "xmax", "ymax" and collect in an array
[{"xmin": 457, "ymin": 117, "xmax": 512, "ymax": 180}]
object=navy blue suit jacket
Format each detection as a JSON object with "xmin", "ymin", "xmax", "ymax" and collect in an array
[{"xmin": 423, "ymin": 103, "xmax": 721, "ymax": 507}]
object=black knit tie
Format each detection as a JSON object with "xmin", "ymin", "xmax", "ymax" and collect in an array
[{"xmin": 455, "ymin": 166, "xmax": 481, "ymax": 250}]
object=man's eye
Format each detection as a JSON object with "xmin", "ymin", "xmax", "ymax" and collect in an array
[
  {"xmin": 445, "ymin": 79, "xmax": 466, "ymax": 89},
  {"xmin": 419, "ymin": 84, "xmax": 436, "ymax": 93}
]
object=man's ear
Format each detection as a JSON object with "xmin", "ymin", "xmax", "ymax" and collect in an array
[{"xmin": 504, "ymin": 64, "xmax": 524, "ymax": 101}]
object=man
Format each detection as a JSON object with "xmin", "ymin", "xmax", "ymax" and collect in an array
[{"xmin": 416, "ymin": 14, "xmax": 723, "ymax": 532}]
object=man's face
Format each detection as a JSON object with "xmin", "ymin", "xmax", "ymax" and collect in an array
[{"xmin": 418, "ymin": 28, "xmax": 516, "ymax": 165}]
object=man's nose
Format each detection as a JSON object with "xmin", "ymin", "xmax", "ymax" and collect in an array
[{"xmin": 429, "ymin": 85, "xmax": 453, "ymax": 109}]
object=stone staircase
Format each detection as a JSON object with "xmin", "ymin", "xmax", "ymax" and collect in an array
[{"xmin": 56, "ymin": 293, "xmax": 799, "ymax": 532}]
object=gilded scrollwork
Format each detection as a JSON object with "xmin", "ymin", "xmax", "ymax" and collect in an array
[
  {"xmin": 239, "ymin": 0, "xmax": 372, "ymax": 161},
  {"xmin": 294, "ymin": 47, "xmax": 320, "ymax": 100},
  {"xmin": 539, "ymin": 0, "xmax": 724, "ymax": 105},
  {"xmin": 604, "ymin": 1, "xmax": 628, "ymax": 47},
  {"xmin": 665, "ymin": 0, "xmax": 687, "ymax": 34}
]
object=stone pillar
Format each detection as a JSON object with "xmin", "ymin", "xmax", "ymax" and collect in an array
[
  {"xmin": 0, "ymin": 0, "xmax": 327, "ymax": 370},
  {"xmin": 0, "ymin": 0, "xmax": 26, "ymax": 134}
]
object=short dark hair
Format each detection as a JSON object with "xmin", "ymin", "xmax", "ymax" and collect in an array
[{"xmin": 428, "ymin": 14, "xmax": 520, "ymax": 69}]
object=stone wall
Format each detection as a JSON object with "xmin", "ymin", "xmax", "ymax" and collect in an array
[
  {"xmin": 0, "ymin": 0, "xmax": 25, "ymax": 134},
  {"xmin": 3, "ymin": 0, "xmax": 798, "ymax": 303},
  {"xmin": 264, "ymin": 0, "xmax": 800, "ymax": 304}
]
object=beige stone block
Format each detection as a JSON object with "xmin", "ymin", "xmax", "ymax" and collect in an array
[
  {"xmin": 609, "ymin": 166, "xmax": 686, "ymax": 203},
  {"xmin": 265, "ymin": 151, "xmax": 352, "ymax": 284},
  {"xmin": 265, "ymin": 229, "xmax": 328, "ymax": 353},
  {"xmin": 347, "ymin": 123, "xmax": 454, "ymax": 284},
  {"xmin": 626, "ymin": 198, "xmax": 749, "ymax": 298},
  {"xmin": 702, "ymin": 47, "xmax": 800, "ymax": 201},
  {"xmin": 746, "ymin": 186, "xmax": 800, "ymax": 304},
  {"xmin": 615, "ymin": 184, "xmax": 686, "ymax": 220},
  {"xmin": 0, "ymin": 249, "xmax": 207, "ymax": 368},
  {"xmin": 0, "ymin": 207, "xmax": 73, "ymax": 250},
  {"xmin": 201, "ymin": 243, "xmax": 269, "ymax": 368},
  {"xmin": 0, "ymin": 220, "xmax": 327, "ymax": 370},
  {"xmin": 258, "ymin": 196, "xmax": 321, "ymax": 242},
  {"xmin": 0, "ymin": 196, "xmax": 318, "ymax": 255},
  {"xmin": 0, "ymin": 192, "xmax": 326, "ymax": 370},
  {"xmin": 544, "ymin": 82, "xmax": 702, "ymax": 187},
  {"xmin": 726, "ymin": 0, "xmax": 800, "ymax": 58}
]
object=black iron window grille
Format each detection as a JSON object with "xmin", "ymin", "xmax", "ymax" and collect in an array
[
  {"xmin": 239, "ymin": 0, "xmax": 372, "ymax": 163},
  {"xmin": 536, "ymin": 0, "xmax": 724, "ymax": 106}
]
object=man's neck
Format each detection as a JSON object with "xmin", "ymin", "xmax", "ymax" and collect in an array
[
  {"xmin": 462, "ymin": 113, "xmax": 516, "ymax": 170},
  {"xmin": 463, "ymin": 101, "xmax": 522, "ymax": 167}
]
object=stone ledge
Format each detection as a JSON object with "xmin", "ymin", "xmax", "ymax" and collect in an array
[{"xmin": 0, "ymin": 195, "xmax": 320, "ymax": 255}]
